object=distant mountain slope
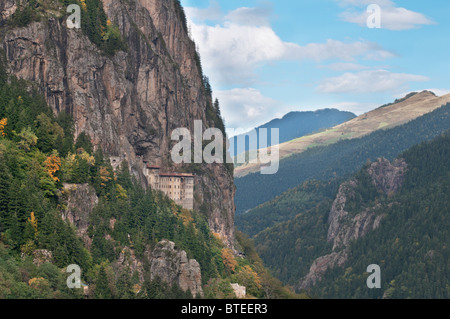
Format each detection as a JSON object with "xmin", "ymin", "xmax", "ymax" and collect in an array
[
  {"xmin": 235, "ymin": 101, "xmax": 450, "ymax": 214},
  {"xmin": 306, "ymin": 132, "xmax": 450, "ymax": 298},
  {"xmin": 251, "ymin": 131, "xmax": 450, "ymax": 298},
  {"xmin": 235, "ymin": 91, "xmax": 450, "ymax": 177},
  {"xmin": 230, "ymin": 109, "xmax": 356, "ymax": 157}
]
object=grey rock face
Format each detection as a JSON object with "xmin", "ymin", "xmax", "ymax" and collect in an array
[
  {"xmin": 31, "ymin": 249, "xmax": 53, "ymax": 267},
  {"xmin": 0, "ymin": 0, "xmax": 16, "ymax": 25},
  {"xmin": 368, "ymin": 158, "xmax": 407, "ymax": 196},
  {"xmin": 298, "ymin": 157, "xmax": 407, "ymax": 290},
  {"xmin": 150, "ymin": 239, "xmax": 203, "ymax": 297},
  {"xmin": 298, "ymin": 250, "xmax": 347, "ymax": 291},
  {"xmin": 1, "ymin": 0, "xmax": 235, "ymax": 247},
  {"xmin": 61, "ymin": 183, "xmax": 99, "ymax": 249}
]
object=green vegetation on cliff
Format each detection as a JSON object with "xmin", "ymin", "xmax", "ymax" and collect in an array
[{"xmin": 0, "ymin": 52, "xmax": 296, "ymax": 299}]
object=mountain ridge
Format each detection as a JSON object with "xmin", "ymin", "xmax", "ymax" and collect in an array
[
  {"xmin": 234, "ymin": 100, "xmax": 450, "ymax": 214},
  {"xmin": 235, "ymin": 90, "xmax": 450, "ymax": 177},
  {"xmin": 230, "ymin": 108, "xmax": 356, "ymax": 158}
]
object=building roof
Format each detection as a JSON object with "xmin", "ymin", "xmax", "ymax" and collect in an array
[
  {"xmin": 159, "ymin": 173, "xmax": 195, "ymax": 178},
  {"xmin": 146, "ymin": 164, "xmax": 194, "ymax": 177}
]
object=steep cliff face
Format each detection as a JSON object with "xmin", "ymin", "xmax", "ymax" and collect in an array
[
  {"xmin": 0, "ymin": 0, "xmax": 235, "ymax": 246},
  {"xmin": 61, "ymin": 183, "xmax": 99, "ymax": 249},
  {"xmin": 0, "ymin": 0, "xmax": 16, "ymax": 25},
  {"xmin": 114, "ymin": 240, "xmax": 203, "ymax": 297},
  {"xmin": 150, "ymin": 239, "xmax": 203, "ymax": 297},
  {"xmin": 298, "ymin": 158, "xmax": 407, "ymax": 291},
  {"xmin": 60, "ymin": 183, "xmax": 203, "ymax": 296}
]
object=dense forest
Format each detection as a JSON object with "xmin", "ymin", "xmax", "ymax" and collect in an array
[
  {"xmin": 236, "ymin": 178, "xmax": 342, "ymax": 237},
  {"xmin": 311, "ymin": 131, "xmax": 450, "ymax": 298},
  {"xmin": 235, "ymin": 102, "xmax": 450, "ymax": 214},
  {"xmin": 248, "ymin": 131, "xmax": 450, "ymax": 298},
  {"xmin": 0, "ymin": 50, "xmax": 300, "ymax": 299}
]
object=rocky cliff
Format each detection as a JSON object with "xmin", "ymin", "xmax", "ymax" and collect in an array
[
  {"xmin": 298, "ymin": 157, "xmax": 407, "ymax": 291},
  {"xmin": 149, "ymin": 239, "xmax": 203, "ymax": 297},
  {"xmin": 61, "ymin": 183, "xmax": 99, "ymax": 249},
  {"xmin": 60, "ymin": 182, "xmax": 203, "ymax": 296},
  {"xmin": 115, "ymin": 240, "xmax": 203, "ymax": 297},
  {"xmin": 0, "ymin": 0, "xmax": 235, "ymax": 246}
]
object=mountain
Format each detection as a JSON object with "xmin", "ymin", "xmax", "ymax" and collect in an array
[
  {"xmin": 246, "ymin": 131, "xmax": 450, "ymax": 299},
  {"xmin": 247, "ymin": 131, "xmax": 450, "ymax": 298},
  {"xmin": 0, "ymin": 0, "xmax": 300, "ymax": 300},
  {"xmin": 234, "ymin": 98, "xmax": 450, "ymax": 214},
  {"xmin": 1, "ymin": 0, "xmax": 236, "ymax": 245},
  {"xmin": 235, "ymin": 91, "xmax": 450, "ymax": 177},
  {"xmin": 230, "ymin": 109, "xmax": 356, "ymax": 158}
]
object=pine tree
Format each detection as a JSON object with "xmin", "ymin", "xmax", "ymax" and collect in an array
[
  {"xmin": 94, "ymin": 265, "xmax": 112, "ymax": 299},
  {"xmin": 116, "ymin": 269, "xmax": 135, "ymax": 299},
  {"xmin": 0, "ymin": 159, "xmax": 11, "ymax": 232}
]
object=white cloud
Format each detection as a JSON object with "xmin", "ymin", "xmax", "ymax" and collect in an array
[
  {"xmin": 317, "ymin": 69, "xmax": 429, "ymax": 94},
  {"xmin": 189, "ymin": 19, "xmax": 395, "ymax": 85},
  {"xmin": 190, "ymin": 22, "xmax": 287, "ymax": 85},
  {"xmin": 214, "ymin": 88, "xmax": 282, "ymax": 133},
  {"xmin": 224, "ymin": 6, "xmax": 272, "ymax": 26},
  {"xmin": 184, "ymin": 1, "xmax": 222, "ymax": 22},
  {"xmin": 338, "ymin": 0, "xmax": 435, "ymax": 30}
]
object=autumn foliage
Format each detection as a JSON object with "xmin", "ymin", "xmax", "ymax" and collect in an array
[
  {"xmin": 44, "ymin": 153, "xmax": 61, "ymax": 182},
  {"xmin": 221, "ymin": 248, "xmax": 238, "ymax": 273},
  {"xmin": 0, "ymin": 118, "xmax": 6, "ymax": 136}
]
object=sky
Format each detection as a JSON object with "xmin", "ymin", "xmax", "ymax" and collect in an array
[{"xmin": 180, "ymin": 0, "xmax": 450, "ymax": 135}]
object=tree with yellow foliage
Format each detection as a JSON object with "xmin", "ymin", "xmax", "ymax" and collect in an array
[
  {"xmin": 221, "ymin": 248, "xmax": 238, "ymax": 273},
  {"xmin": 0, "ymin": 118, "xmax": 7, "ymax": 137},
  {"xmin": 44, "ymin": 152, "xmax": 62, "ymax": 182},
  {"xmin": 234, "ymin": 265, "xmax": 262, "ymax": 297},
  {"xmin": 28, "ymin": 211, "xmax": 38, "ymax": 237},
  {"xmin": 80, "ymin": 0, "xmax": 87, "ymax": 11},
  {"xmin": 22, "ymin": 212, "xmax": 39, "ymax": 254},
  {"xmin": 99, "ymin": 166, "xmax": 112, "ymax": 187}
]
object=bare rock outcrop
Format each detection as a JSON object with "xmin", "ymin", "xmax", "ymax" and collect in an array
[
  {"xmin": 150, "ymin": 239, "xmax": 203, "ymax": 297},
  {"xmin": 31, "ymin": 249, "xmax": 53, "ymax": 267},
  {"xmin": 298, "ymin": 250, "xmax": 347, "ymax": 291},
  {"xmin": 0, "ymin": 0, "xmax": 16, "ymax": 25},
  {"xmin": 61, "ymin": 183, "xmax": 99, "ymax": 249},
  {"xmin": 112, "ymin": 240, "xmax": 204, "ymax": 297},
  {"xmin": 230, "ymin": 283, "xmax": 246, "ymax": 299},
  {"xmin": 298, "ymin": 157, "xmax": 407, "ymax": 291},
  {"xmin": 368, "ymin": 158, "xmax": 407, "ymax": 196}
]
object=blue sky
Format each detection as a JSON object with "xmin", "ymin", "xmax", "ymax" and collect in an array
[{"xmin": 180, "ymin": 0, "xmax": 450, "ymax": 134}]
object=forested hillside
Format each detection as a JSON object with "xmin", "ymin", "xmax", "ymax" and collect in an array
[
  {"xmin": 249, "ymin": 131, "xmax": 450, "ymax": 298},
  {"xmin": 0, "ymin": 56, "xmax": 298, "ymax": 299},
  {"xmin": 309, "ymin": 131, "xmax": 450, "ymax": 298},
  {"xmin": 235, "ymin": 102, "xmax": 450, "ymax": 214}
]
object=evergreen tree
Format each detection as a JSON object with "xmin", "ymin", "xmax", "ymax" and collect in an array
[
  {"xmin": 0, "ymin": 159, "xmax": 11, "ymax": 232},
  {"xmin": 94, "ymin": 266, "xmax": 113, "ymax": 299}
]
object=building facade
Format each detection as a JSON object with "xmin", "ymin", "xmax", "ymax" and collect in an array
[{"xmin": 145, "ymin": 165, "xmax": 195, "ymax": 210}]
